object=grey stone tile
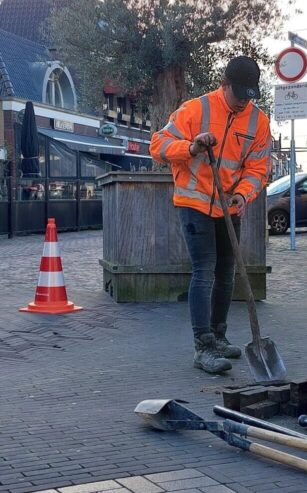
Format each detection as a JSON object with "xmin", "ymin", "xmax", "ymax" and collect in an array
[
  {"xmin": 59, "ymin": 482, "xmax": 121, "ymax": 493},
  {"xmin": 116, "ymin": 476, "xmax": 164, "ymax": 493},
  {"xmin": 168, "ymin": 490, "xmax": 203, "ymax": 493},
  {"xmin": 154, "ymin": 477, "xmax": 218, "ymax": 491},
  {"xmin": 30, "ymin": 491, "xmax": 58, "ymax": 493},
  {"xmin": 145, "ymin": 468, "xmax": 203, "ymax": 483},
  {"xmin": 200, "ymin": 486, "xmax": 236, "ymax": 493}
]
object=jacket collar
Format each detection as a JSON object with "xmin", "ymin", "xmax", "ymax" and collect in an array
[{"xmin": 215, "ymin": 86, "xmax": 252, "ymax": 116}]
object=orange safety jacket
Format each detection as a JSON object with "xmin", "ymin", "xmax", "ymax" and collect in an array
[{"xmin": 150, "ymin": 87, "xmax": 272, "ymax": 218}]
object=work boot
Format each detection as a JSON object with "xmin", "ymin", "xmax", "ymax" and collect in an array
[
  {"xmin": 212, "ymin": 323, "xmax": 241, "ymax": 359},
  {"xmin": 193, "ymin": 333, "xmax": 232, "ymax": 374}
]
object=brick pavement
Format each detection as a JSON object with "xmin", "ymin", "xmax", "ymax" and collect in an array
[{"xmin": 0, "ymin": 229, "xmax": 307, "ymax": 493}]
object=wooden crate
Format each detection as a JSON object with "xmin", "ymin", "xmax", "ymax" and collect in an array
[{"xmin": 98, "ymin": 172, "xmax": 269, "ymax": 302}]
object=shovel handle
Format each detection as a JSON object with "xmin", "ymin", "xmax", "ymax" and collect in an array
[
  {"xmin": 225, "ymin": 420, "xmax": 307, "ymax": 451},
  {"xmin": 206, "ymin": 145, "xmax": 261, "ymax": 343},
  {"xmin": 226, "ymin": 428, "xmax": 307, "ymax": 472},
  {"xmin": 250, "ymin": 442, "xmax": 307, "ymax": 472}
]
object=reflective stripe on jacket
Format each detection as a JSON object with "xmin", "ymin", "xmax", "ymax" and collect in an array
[{"xmin": 149, "ymin": 87, "xmax": 272, "ymax": 218}]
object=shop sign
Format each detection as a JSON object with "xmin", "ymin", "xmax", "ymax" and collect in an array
[
  {"xmin": 54, "ymin": 119, "xmax": 74, "ymax": 132},
  {"xmin": 127, "ymin": 141, "xmax": 140, "ymax": 152},
  {"xmin": 99, "ymin": 123, "xmax": 117, "ymax": 136}
]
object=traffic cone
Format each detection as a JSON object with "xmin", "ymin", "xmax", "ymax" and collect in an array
[{"xmin": 19, "ymin": 218, "xmax": 83, "ymax": 314}]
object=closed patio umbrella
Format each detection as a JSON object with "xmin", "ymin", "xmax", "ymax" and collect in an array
[{"xmin": 20, "ymin": 101, "xmax": 40, "ymax": 177}]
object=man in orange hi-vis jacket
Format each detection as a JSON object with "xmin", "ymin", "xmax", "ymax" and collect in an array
[{"xmin": 150, "ymin": 56, "xmax": 271, "ymax": 375}]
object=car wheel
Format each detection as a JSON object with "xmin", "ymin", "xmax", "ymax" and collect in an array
[{"xmin": 269, "ymin": 209, "xmax": 289, "ymax": 235}]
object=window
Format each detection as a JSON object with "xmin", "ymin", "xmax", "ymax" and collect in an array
[
  {"xmin": 297, "ymin": 180, "xmax": 307, "ymax": 194},
  {"xmin": 43, "ymin": 64, "xmax": 76, "ymax": 110},
  {"xmin": 80, "ymin": 154, "xmax": 111, "ymax": 178},
  {"xmin": 46, "ymin": 69, "xmax": 64, "ymax": 107},
  {"xmin": 105, "ymin": 94, "xmax": 114, "ymax": 111},
  {"xmin": 117, "ymin": 97, "xmax": 126, "ymax": 114},
  {"xmin": 79, "ymin": 181, "xmax": 101, "ymax": 200},
  {"xmin": 0, "ymin": 163, "xmax": 8, "ymax": 201},
  {"xmin": 18, "ymin": 179, "xmax": 45, "ymax": 201},
  {"xmin": 49, "ymin": 141, "xmax": 77, "ymax": 177},
  {"xmin": 49, "ymin": 181, "xmax": 76, "ymax": 200}
]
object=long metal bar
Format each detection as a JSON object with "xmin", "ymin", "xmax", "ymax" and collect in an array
[{"xmin": 213, "ymin": 405, "xmax": 307, "ymax": 440}]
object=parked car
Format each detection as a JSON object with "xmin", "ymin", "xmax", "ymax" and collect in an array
[{"xmin": 267, "ymin": 172, "xmax": 307, "ymax": 234}]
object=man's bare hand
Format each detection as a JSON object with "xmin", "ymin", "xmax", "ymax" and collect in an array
[
  {"xmin": 190, "ymin": 132, "xmax": 217, "ymax": 156},
  {"xmin": 228, "ymin": 194, "xmax": 246, "ymax": 218}
]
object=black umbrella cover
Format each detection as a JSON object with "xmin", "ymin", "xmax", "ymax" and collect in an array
[{"xmin": 21, "ymin": 101, "xmax": 40, "ymax": 177}]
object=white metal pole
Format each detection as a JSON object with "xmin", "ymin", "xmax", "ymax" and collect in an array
[
  {"xmin": 290, "ymin": 118, "xmax": 296, "ymax": 250},
  {"xmin": 289, "ymin": 38, "xmax": 296, "ymax": 250}
]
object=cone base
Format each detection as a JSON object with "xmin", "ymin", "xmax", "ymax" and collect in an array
[{"xmin": 19, "ymin": 300, "xmax": 83, "ymax": 314}]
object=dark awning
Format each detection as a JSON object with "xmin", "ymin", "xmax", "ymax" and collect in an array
[
  {"xmin": 38, "ymin": 128, "xmax": 126, "ymax": 155},
  {"xmin": 102, "ymin": 153, "xmax": 152, "ymax": 171}
]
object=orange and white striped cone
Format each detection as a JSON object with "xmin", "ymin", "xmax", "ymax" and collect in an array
[{"xmin": 19, "ymin": 218, "xmax": 83, "ymax": 314}]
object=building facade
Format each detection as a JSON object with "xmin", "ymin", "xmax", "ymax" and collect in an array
[{"xmin": 0, "ymin": 1, "xmax": 152, "ymax": 235}]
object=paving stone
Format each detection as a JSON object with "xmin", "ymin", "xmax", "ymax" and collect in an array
[
  {"xmin": 145, "ymin": 469, "xmax": 203, "ymax": 483},
  {"xmin": 239, "ymin": 389, "xmax": 268, "ymax": 409},
  {"xmin": 200, "ymin": 486, "xmax": 236, "ymax": 493},
  {"xmin": 150, "ymin": 477, "xmax": 218, "ymax": 491},
  {"xmin": 58, "ymin": 481, "xmax": 121, "ymax": 493},
  {"xmin": 241, "ymin": 400, "xmax": 280, "ymax": 419},
  {"xmin": 116, "ymin": 476, "xmax": 164, "ymax": 493},
  {"xmin": 196, "ymin": 468, "xmax": 234, "ymax": 485},
  {"xmin": 30, "ymin": 490, "xmax": 58, "ymax": 493},
  {"xmin": 167, "ymin": 490, "xmax": 201, "ymax": 493},
  {"xmin": 267, "ymin": 385, "xmax": 290, "ymax": 403},
  {"xmin": 221, "ymin": 485, "xmax": 252, "ymax": 493}
]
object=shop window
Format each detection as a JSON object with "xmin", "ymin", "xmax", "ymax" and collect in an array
[
  {"xmin": 49, "ymin": 141, "xmax": 76, "ymax": 177},
  {"xmin": 80, "ymin": 154, "xmax": 111, "ymax": 178},
  {"xmin": 0, "ymin": 179, "xmax": 8, "ymax": 201},
  {"xmin": 80, "ymin": 181, "xmax": 101, "ymax": 200},
  {"xmin": 49, "ymin": 181, "xmax": 76, "ymax": 200},
  {"xmin": 17, "ymin": 179, "xmax": 45, "ymax": 201}
]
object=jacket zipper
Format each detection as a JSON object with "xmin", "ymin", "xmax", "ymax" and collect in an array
[{"xmin": 209, "ymin": 113, "xmax": 235, "ymax": 216}]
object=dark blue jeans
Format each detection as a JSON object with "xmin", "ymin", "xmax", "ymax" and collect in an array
[{"xmin": 178, "ymin": 207, "xmax": 241, "ymax": 338}]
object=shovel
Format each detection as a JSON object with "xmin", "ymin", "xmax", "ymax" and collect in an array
[
  {"xmin": 206, "ymin": 144, "xmax": 286, "ymax": 383},
  {"xmin": 135, "ymin": 399, "xmax": 307, "ymax": 472}
]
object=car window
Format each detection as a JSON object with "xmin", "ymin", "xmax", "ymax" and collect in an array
[
  {"xmin": 297, "ymin": 180, "xmax": 307, "ymax": 194},
  {"xmin": 268, "ymin": 174, "xmax": 307, "ymax": 195}
]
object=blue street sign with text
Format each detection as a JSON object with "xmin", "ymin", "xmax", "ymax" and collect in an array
[{"xmin": 288, "ymin": 32, "xmax": 307, "ymax": 50}]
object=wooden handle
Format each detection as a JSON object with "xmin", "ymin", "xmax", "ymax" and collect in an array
[
  {"xmin": 250, "ymin": 442, "xmax": 307, "ymax": 472},
  {"xmin": 207, "ymin": 145, "xmax": 261, "ymax": 342},
  {"xmin": 247, "ymin": 425, "xmax": 307, "ymax": 451}
]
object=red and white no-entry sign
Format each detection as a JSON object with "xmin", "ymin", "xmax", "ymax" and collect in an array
[{"xmin": 275, "ymin": 47, "xmax": 307, "ymax": 82}]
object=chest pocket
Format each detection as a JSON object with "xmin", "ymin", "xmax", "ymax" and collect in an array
[{"xmin": 233, "ymin": 131, "xmax": 255, "ymax": 161}]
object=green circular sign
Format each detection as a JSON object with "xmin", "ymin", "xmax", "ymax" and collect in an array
[{"xmin": 100, "ymin": 123, "xmax": 117, "ymax": 136}]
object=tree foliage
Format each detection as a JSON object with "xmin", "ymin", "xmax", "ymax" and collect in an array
[{"xmin": 47, "ymin": 0, "xmax": 296, "ymax": 130}]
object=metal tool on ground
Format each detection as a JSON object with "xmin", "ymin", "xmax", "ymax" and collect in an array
[
  {"xmin": 206, "ymin": 144, "xmax": 286, "ymax": 383},
  {"xmin": 214, "ymin": 405, "xmax": 307, "ymax": 439},
  {"xmin": 135, "ymin": 399, "xmax": 307, "ymax": 472}
]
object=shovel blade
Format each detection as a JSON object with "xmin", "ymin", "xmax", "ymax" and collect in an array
[
  {"xmin": 245, "ymin": 337, "xmax": 286, "ymax": 383},
  {"xmin": 134, "ymin": 399, "xmax": 203, "ymax": 431}
]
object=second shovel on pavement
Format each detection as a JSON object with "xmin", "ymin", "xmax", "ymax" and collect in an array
[{"xmin": 206, "ymin": 144, "xmax": 286, "ymax": 383}]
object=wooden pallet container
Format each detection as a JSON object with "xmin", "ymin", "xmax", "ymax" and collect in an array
[{"xmin": 98, "ymin": 172, "xmax": 270, "ymax": 302}]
